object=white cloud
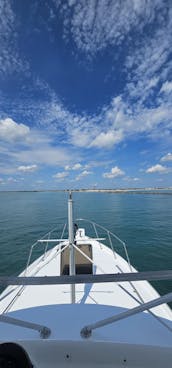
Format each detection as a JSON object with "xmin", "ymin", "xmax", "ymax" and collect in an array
[
  {"xmin": 65, "ymin": 163, "xmax": 82, "ymax": 170},
  {"xmin": 0, "ymin": 117, "xmax": 74, "ymax": 171},
  {"xmin": 55, "ymin": 0, "xmax": 164, "ymax": 56},
  {"xmin": 146, "ymin": 164, "xmax": 170, "ymax": 174},
  {"xmin": 17, "ymin": 165, "xmax": 38, "ymax": 173},
  {"xmin": 76, "ymin": 170, "xmax": 92, "ymax": 181},
  {"xmin": 103, "ymin": 166, "xmax": 125, "ymax": 178},
  {"xmin": 123, "ymin": 176, "xmax": 140, "ymax": 182},
  {"xmin": 1, "ymin": 1, "xmax": 172, "ymax": 188},
  {"xmin": 12, "ymin": 147, "xmax": 71, "ymax": 166},
  {"xmin": 31, "ymin": 88, "xmax": 172, "ymax": 157},
  {"xmin": 0, "ymin": 0, "xmax": 28, "ymax": 75},
  {"xmin": 72, "ymin": 163, "xmax": 82, "ymax": 170},
  {"xmin": 90, "ymin": 130, "xmax": 123, "ymax": 148},
  {"xmin": 2, "ymin": 36, "xmax": 171, "ymax": 158},
  {"xmin": 161, "ymin": 153, "xmax": 172, "ymax": 162},
  {"xmin": 125, "ymin": 8, "xmax": 172, "ymax": 81},
  {"xmin": 0, "ymin": 0, "xmax": 16, "ymax": 74},
  {"xmin": 0, "ymin": 118, "xmax": 30, "ymax": 142},
  {"xmin": 125, "ymin": 7, "xmax": 172, "ymax": 106},
  {"xmin": 126, "ymin": 77, "xmax": 159, "ymax": 103},
  {"xmin": 64, "ymin": 165, "xmax": 70, "ymax": 171},
  {"xmin": 53, "ymin": 172, "xmax": 68, "ymax": 179},
  {"xmin": 34, "ymin": 84, "xmax": 172, "ymax": 154},
  {"xmin": 38, "ymin": 20, "xmax": 172, "ymax": 148},
  {"xmin": 160, "ymin": 81, "xmax": 172, "ymax": 94},
  {"xmin": 2, "ymin": 72, "xmax": 170, "ymax": 166}
]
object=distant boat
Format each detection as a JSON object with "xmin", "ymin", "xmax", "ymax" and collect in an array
[{"xmin": 0, "ymin": 192, "xmax": 172, "ymax": 367}]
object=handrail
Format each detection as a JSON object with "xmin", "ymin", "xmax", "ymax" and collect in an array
[
  {"xmin": 1, "ymin": 270, "xmax": 172, "ymax": 285},
  {"xmin": 25, "ymin": 224, "xmax": 67, "ymax": 275},
  {"xmin": 118, "ymin": 283, "xmax": 172, "ymax": 333},
  {"xmin": 80, "ymin": 291, "xmax": 172, "ymax": 338},
  {"xmin": 24, "ymin": 218, "xmax": 130, "ymax": 276},
  {"xmin": 0, "ymin": 314, "xmax": 51, "ymax": 339},
  {"xmin": 1, "ymin": 271, "xmax": 172, "ymax": 339},
  {"xmin": 38, "ymin": 238, "xmax": 105, "ymax": 242},
  {"xmin": 76, "ymin": 218, "xmax": 126, "ymax": 247},
  {"xmin": 76, "ymin": 218, "xmax": 131, "ymax": 269},
  {"xmin": 2, "ymin": 244, "xmax": 69, "ymax": 314}
]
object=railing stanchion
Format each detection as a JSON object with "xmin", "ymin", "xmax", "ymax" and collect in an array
[
  {"xmin": 68, "ymin": 192, "xmax": 75, "ymax": 304},
  {"xmin": 108, "ymin": 231, "xmax": 117, "ymax": 259}
]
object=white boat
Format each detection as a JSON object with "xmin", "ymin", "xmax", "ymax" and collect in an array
[{"xmin": 0, "ymin": 192, "xmax": 172, "ymax": 367}]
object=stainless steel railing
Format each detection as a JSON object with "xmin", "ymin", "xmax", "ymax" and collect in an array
[
  {"xmin": 1, "ymin": 271, "xmax": 172, "ymax": 339},
  {"xmin": 80, "ymin": 289, "xmax": 172, "ymax": 338},
  {"xmin": 24, "ymin": 223, "xmax": 67, "ymax": 275},
  {"xmin": 76, "ymin": 218, "xmax": 132, "ymax": 270},
  {"xmin": 1, "ymin": 270, "xmax": 172, "ymax": 286},
  {"xmin": 0, "ymin": 313, "xmax": 51, "ymax": 339}
]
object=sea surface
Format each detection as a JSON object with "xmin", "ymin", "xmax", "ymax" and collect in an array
[{"xmin": 0, "ymin": 191, "xmax": 172, "ymax": 298}]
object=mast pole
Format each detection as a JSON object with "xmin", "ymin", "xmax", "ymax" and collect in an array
[{"xmin": 68, "ymin": 191, "xmax": 75, "ymax": 303}]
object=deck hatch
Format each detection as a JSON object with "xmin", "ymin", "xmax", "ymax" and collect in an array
[{"xmin": 61, "ymin": 244, "xmax": 93, "ymax": 275}]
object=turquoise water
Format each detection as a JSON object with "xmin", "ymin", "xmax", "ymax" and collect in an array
[{"xmin": 0, "ymin": 191, "xmax": 172, "ymax": 297}]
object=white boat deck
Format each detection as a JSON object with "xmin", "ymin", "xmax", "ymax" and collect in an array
[
  {"xmin": 0, "ymin": 237, "xmax": 168, "ymax": 313},
  {"xmin": 0, "ymin": 219, "xmax": 172, "ymax": 368},
  {"xmin": 0, "ymin": 230, "xmax": 172, "ymax": 348}
]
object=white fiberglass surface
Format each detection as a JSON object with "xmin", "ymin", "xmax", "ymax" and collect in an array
[
  {"xmin": 0, "ymin": 236, "xmax": 171, "ymax": 323},
  {"xmin": 0, "ymin": 233, "xmax": 172, "ymax": 347}
]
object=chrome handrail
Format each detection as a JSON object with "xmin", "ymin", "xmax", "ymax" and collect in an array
[
  {"xmin": 24, "ymin": 223, "xmax": 67, "ymax": 275},
  {"xmin": 76, "ymin": 218, "xmax": 131, "ymax": 270},
  {"xmin": 0, "ymin": 314, "xmax": 51, "ymax": 339},
  {"xmin": 80, "ymin": 291, "xmax": 172, "ymax": 338},
  {"xmin": 1, "ymin": 271, "xmax": 172, "ymax": 338}
]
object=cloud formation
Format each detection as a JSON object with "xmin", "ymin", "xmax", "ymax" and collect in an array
[
  {"xmin": 17, "ymin": 165, "xmax": 38, "ymax": 173},
  {"xmin": 161, "ymin": 153, "xmax": 172, "ymax": 162},
  {"xmin": 0, "ymin": 118, "xmax": 73, "ymax": 175},
  {"xmin": 160, "ymin": 81, "xmax": 172, "ymax": 94},
  {"xmin": 146, "ymin": 164, "xmax": 170, "ymax": 174},
  {"xmin": 0, "ymin": 0, "xmax": 28, "ymax": 75},
  {"xmin": 90, "ymin": 130, "xmax": 123, "ymax": 149},
  {"xmin": 0, "ymin": 118, "xmax": 30, "ymax": 141},
  {"xmin": 0, "ymin": 1, "xmax": 172, "ymax": 189},
  {"xmin": 103, "ymin": 166, "xmax": 125, "ymax": 179},
  {"xmin": 65, "ymin": 163, "xmax": 82, "ymax": 170},
  {"xmin": 1, "ymin": 3, "xmax": 172, "ymax": 155},
  {"xmin": 76, "ymin": 170, "xmax": 92, "ymax": 181},
  {"xmin": 56, "ymin": 0, "xmax": 165, "ymax": 57},
  {"xmin": 34, "ymin": 86, "xmax": 172, "ymax": 153},
  {"xmin": 53, "ymin": 171, "xmax": 69, "ymax": 179}
]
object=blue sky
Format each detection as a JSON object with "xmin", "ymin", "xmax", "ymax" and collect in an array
[{"xmin": 0, "ymin": 0, "xmax": 172, "ymax": 190}]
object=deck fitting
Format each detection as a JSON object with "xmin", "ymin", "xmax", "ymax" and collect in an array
[
  {"xmin": 80, "ymin": 327, "xmax": 92, "ymax": 338},
  {"xmin": 40, "ymin": 327, "xmax": 51, "ymax": 339}
]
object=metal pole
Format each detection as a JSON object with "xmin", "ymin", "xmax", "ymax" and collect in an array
[
  {"xmin": 0, "ymin": 314, "xmax": 51, "ymax": 339},
  {"xmin": 2, "ymin": 270, "xmax": 172, "ymax": 286},
  {"xmin": 68, "ymin": 191, "xmax": 75, "ymax": 303},
  {"xmin": 80, "ymin": 291, "xmax": 172, "ymax": 338}
]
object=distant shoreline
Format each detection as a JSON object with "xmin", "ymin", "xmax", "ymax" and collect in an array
[{"xmin": 0, "ymin": 188, "xmax": 172, "ymax": 194}]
